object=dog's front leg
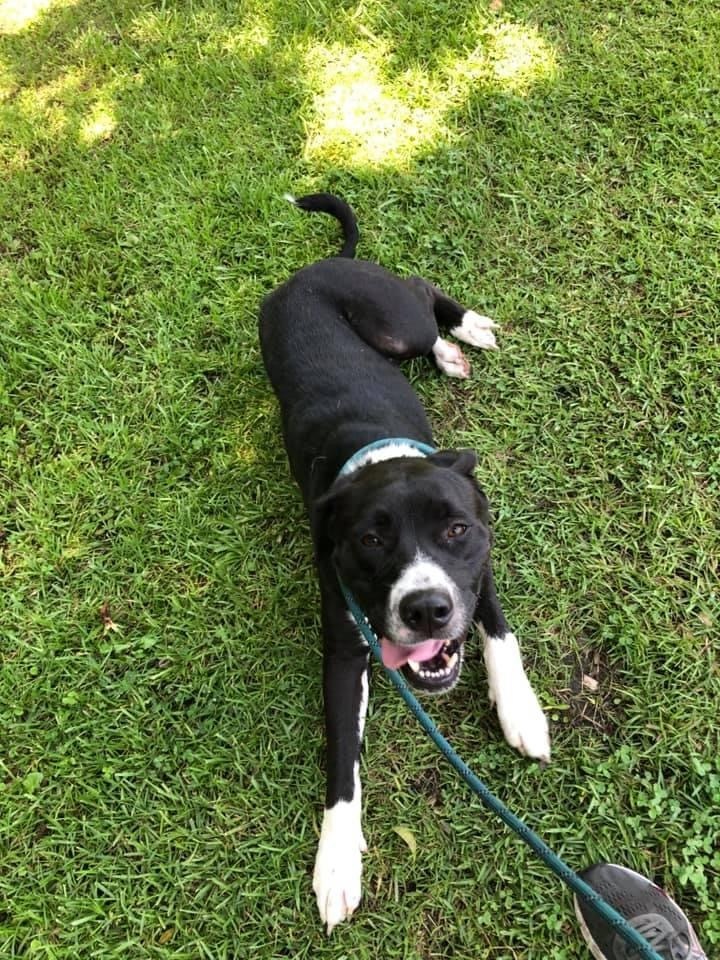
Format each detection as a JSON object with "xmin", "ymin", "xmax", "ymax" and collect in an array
[
  {"xmin": 313, "ymin": 595, "xmax": 370, "ymax": 934},
  {"xmin": 475, "ymin": 564, "xmax": 551, "ymax": 762}
]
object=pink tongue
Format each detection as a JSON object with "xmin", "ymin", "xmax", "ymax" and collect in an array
[{"xmin": 380, "ymin": 637, "xmax": 445, "ymax": 670}]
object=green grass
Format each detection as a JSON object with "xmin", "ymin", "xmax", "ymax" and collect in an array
[{"xmin": 1, "ymin": 0, "xmax": 719, "ymax": 956}]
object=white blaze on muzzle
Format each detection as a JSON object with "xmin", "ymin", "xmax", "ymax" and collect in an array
[{"xmin": 384, "ymin": 551, "xmax": 464, "ymax": 651}]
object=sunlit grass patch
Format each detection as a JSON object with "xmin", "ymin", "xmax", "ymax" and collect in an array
[
  {"xmin": 303, "ymin": 17, "xmax": 558, "ymax": 170},
  {"xmin": 128, "ymin": 7, "xmax": 198, "ymax": 45},
  {"xmin": 304, "ymin": 40, "xmax": 447, "ymax": 170},
  {"xmin": 13, "ymin": 65, "xmax": 91, "ymax": 136},
  {"xmin": 0, "ymin": 58, "xmax": 16, "ymax": 100},
  {"xmin": 0, "ymin": 0, "xmax": 73, "ymax": 33},
  {"xmin": 4, "ymin": 64, "xmax": 120, "ymax": 148},
  {"xmin": 78, "ymin": 98, "xmax": 116, "ymax": 144},
  {"xmin": 486, "ymin": 20, "xmax": 558, "ymax": 91},
  {"xmin": 218, "ymin": 15, "xmax": 272, "ymax": 55}
]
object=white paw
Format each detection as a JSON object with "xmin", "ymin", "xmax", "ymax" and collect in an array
[
  {"xmin": 484, "ymin": 633, "xmax": 550, "ymax": 762},
  {"xmin": 451, "ymin": 309, "xmax": 498, "ymax": 350},
  {"xmin": 313, "ymin": 803, "xmax": 367, "ymax": 934},
  {"xmin": 492, "ymin": 677, "xmax": 551, "ymax": 761},
  {"xmin": 432, "ymin": 336, "xmax": 470, "ymax": 378}
]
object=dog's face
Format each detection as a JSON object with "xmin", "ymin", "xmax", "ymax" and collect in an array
[{"xmin": 316, "ymin": 450, "xmax": 491, "ymax": 693}]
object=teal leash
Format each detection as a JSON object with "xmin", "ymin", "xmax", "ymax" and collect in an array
[{"xmin": 340, "ymin": 581, "xmax": 664, "ymax": 960}]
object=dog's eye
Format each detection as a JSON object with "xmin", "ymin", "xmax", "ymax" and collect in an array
[
  {"xmin": 360, "ymin": 533, "xmax": 383, "ymax": 548},
  {"xmin": 447, "ymin": 523, "xmax": 468, "ymax": 539}
]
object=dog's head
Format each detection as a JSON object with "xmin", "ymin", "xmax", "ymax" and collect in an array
[{"xmin": 314, "ymin": 450, "xmax": 491, "ymax": 693}]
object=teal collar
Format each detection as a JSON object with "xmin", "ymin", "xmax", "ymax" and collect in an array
[{"xmin": 337, "ymin": 437, "xmax": 436, "ymax": 478}]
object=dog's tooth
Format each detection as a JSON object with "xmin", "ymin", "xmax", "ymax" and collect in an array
[
  {"xmin": 408, "ymin": 659, "xmax": 420, "ymax": 672},
  {"xmin": 447, "ymin": 653, "xmax": 458, "ymax": 669}
]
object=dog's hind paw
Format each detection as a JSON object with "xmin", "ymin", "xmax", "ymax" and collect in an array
[
  {"xmin": 451, "ymin": 310, "xmax": 498, "ymax": 350},
  {"xmin": 313, "ymin": 803, "xmax": 366, "ymax": 934},
  {"xmin": 432, "ymin": 337, "xmax": 471, "ymax": 378}
]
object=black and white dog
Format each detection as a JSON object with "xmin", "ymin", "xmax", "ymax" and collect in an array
[{"xmin": 259, "ymin": 194, "xmax": 550, "ymax": 933}]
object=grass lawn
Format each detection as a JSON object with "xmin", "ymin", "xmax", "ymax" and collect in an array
[{"xmin": 1, "ymin": 0, "xmax": 719, "ymax": 956}]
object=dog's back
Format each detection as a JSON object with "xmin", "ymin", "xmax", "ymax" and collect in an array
[{"xmin": 259, "ymin": 198, "xmax": 436, "ymax": 501}]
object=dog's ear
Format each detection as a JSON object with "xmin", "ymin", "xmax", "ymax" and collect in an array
[
  {"xmin": 311, "ymin": 475, "xmax": 355, "ymax": 544},
  {"xmin": 427, "ymin": 448, "xmax": 477, "ymax": 476},
  {"xmin": 428, "ymin": 448, "xmax": 490, "ymax": 524}
]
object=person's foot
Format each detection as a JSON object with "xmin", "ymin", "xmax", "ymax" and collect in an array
[{"xmin": 573, "ymin": 863, "xmax": 708, "ymax": 960}]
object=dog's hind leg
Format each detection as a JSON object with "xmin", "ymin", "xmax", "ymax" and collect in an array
[
  {"xmin": 403, "ymin": 276, "xmax": 498, "ymax": 378},
  {"xmin": 450, "ymin": 309, "xmax": 498, "ymax": 349},
  {"xmin": 415, "ymin": 278, "xmax": 498, "ymax": 350},
  {"xmin": 431, "ymin": 335, "xmax": 471, "ymax": 379}
]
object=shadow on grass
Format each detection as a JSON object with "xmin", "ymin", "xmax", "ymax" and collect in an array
[
  {"xmin": 0, "ymin": 0, "xmax": 563, "ymax": 484},
  {"xmin": 0, "ymin": 0, "xmax": 560, "ymax": 189}
]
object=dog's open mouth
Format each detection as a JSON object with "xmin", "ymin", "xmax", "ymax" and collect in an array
[
  {"xmin": 380, "ymin": 637, "xmax": 464, "ymax": 693},
  {"xmin": 401, "ymin": 637, "xmax": 463, "ymax": 692}
]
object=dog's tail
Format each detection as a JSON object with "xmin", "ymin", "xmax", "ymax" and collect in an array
[{"xmin": 284, "ymin": 192, "xmax": 359, "ymax": 259}]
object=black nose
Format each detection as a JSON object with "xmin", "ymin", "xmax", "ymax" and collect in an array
[{"xmin": 399, "ymin": 589, "xmax": 453, "ymax": 634}]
